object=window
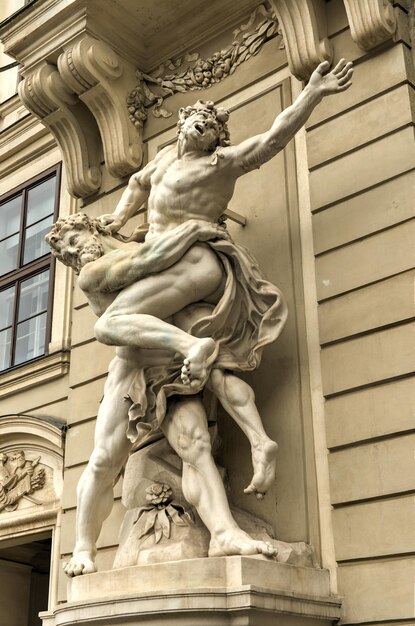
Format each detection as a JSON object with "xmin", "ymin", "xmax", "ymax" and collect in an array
[{"xmin": 0, "ymin": 166, "xmax": 61, "ymax": 372}]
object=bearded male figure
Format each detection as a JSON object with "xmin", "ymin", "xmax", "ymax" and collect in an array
[{"xmin": 50, "ymin": 59, "xmax": 352, "ymax": 576}]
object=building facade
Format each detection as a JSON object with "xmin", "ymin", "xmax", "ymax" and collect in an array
[{"xmin": 0, "ymin": 0, "xmax": 414, "ymax": 624}]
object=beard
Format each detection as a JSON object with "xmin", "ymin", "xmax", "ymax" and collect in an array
[{"xmin": 78, "ymin": 241, "xmax": 104, "ymax": 269}]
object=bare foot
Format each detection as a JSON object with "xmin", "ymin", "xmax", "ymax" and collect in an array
[
  {"xmin": 63, "ymin": 551, "xmax": 96, "ymax": 577},
  {"xmin": 181, "ymin": 338, "xmax": 218, "ymax": 387},
  {"xmin": 209, "ymin": 527, "xmax": 277, "ymax": 558},
  {"xmin": 244, "ymin": 439, "xmax": 278, "ymax": 499}
]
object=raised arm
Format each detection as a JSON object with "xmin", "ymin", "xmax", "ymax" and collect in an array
[
  {"xmin": 226, "ymin": 59, "xmax": 353, "ymax": 175},
  {"xmin": 79, "ymin": 219, "xmax": 229, "ymax": 294}
]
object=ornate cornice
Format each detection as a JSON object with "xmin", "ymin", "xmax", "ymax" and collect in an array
[
  {"xmin": 270, "ymin": 0, "xmax": 332, "ymax": 81},
  {"xmin": 18, "ymin": 62, "xmax": 102, "ymax": 198},
  {"xmin": 343, "ymin": 0, "xmax": 397, "ymax": 50}
]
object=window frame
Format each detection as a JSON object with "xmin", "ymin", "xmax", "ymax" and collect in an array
[{"xmin": 0, "ymin": 163, "xmax": 61, "ymax": 372}]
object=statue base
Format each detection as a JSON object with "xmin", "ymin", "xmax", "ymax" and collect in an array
[{"xmin": 41, "ymin": 556, "xmax": 341, "ymax": 626}]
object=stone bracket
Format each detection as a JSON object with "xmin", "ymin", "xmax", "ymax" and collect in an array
[
  {"xmin": 58, "ymin": 35, "xmax": 142, "ymax": 179},
  {"xmin": 18, "ymin": 62, "xmax": 102, "ymax": 198},
  {"xmin": 270, "ymin": 0, "xmax": 333, "ymax": 81},
  {"xmin": 343, "ymin": 0, "xmax": 398, "ymax": 50}
]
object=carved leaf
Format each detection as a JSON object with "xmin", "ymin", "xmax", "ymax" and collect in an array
[
  {"xmin": 158, "ymin": 508, "xmax": 171, "ymax": 538},
  {"xmin": 135, "ymin": 508, "xmax": 158, "ymax": 539},
  {"xmin": 249, "ymin": 39, "xmax": 265, "ymax": 56}
]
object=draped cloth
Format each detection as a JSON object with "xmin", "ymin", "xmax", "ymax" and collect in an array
[{"xmin": 124, "ymin": 239, "xmax": 288, "ymax": 447}]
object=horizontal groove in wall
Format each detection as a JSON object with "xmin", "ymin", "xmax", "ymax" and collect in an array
[
  {"xmin": 69, "ymin": 372, "xmax": 107, "ymax": 390},
  {"xmin": 317, "ymin": 267, "xmax": 414, "ymax": 304},
  {"xmin": 328, "ymin": 428, "xmax": 415, "ymax": 452},
  {"xmin": 324, "ymin": 371, "xmax": 415, "ymax": 399},
  {"xmin": 342, "ymin": 620, "xmax": 415, "ymax": 626},
  {"xmin": 309, "ymin": 123, "xmax": 414, "ymax": 173},
  {"xmin": 338, "ymin": 551, "xmax": 415, "ymax": 566},
  {"xmin": 70, "ymin": 337, "xmax": 96, "ymax": 350},
  {"xmin": 62, "ymin": 495, "xmax": 122, "ymax": 514},
  {"xmin": 320, "ymin": 316, "xmax": 415, "ymax": 348},
  {"xmin": 306, "ymin": 80, "xmax": 412, "ymax": 132},
  {"xmin": 314, "ymin": 216, "xmax": 415, "ymax": 259},
  {"xmin": 332, "ymin": 489, "xmax": 415, "ymax": 509},
  {"xmin": 311, "ymin": 166, "xmax": 415, "ymax": 215}
]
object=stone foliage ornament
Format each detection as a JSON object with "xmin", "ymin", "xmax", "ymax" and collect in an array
[
  {"xmin": 127, "ymin": 4, "xmax": 282, "ymax": 125},
  {"xmin": 0, "ymin": 451, "xmax": 46, "ymax": 512},
  {"xmin": 134, "ymin": 482, "xmax": 193, "ymax": 545}
]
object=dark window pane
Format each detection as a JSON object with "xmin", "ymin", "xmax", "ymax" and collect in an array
[
  {"xmin": 18, "ymin": 271, "xmax": 49, "ymax": 322},
  {"xmin": 0, "ymin": 195, "xmax": 22, "ymax": 239},
  {"xmin": 0, "ymin": 327, "xmax": 12, "ymax": 371},
  {"xmin": 26, "ymin": 177, "xmax": 56, "ymax": 227},
  {"xmin": 23, "ymin": 215, "xmax": 54, "ymax": 264},
  {"xmin": 0, "ymin": 233, "xmax": 19, "ymax": 276},
  {"xmin": 0, "ymin": 286, "xmax": 16, "ymax": 329},
  {"xmin": 14, "ymin": 312, "xmax": 47, "ymax": 365}
]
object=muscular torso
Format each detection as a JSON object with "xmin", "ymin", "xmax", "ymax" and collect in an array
[{"xmin": 146, "ymin": 148, "xmax": 237, "ymax": 237}]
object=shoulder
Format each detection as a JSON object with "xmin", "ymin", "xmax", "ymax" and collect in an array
[{"xmin": 133, "ymin": 144, "xmax": 176, "ymax": 187}]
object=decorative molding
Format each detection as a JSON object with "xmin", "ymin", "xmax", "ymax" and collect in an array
[
  {"xmin": 0, "ymin": 350, "xmax": 70, "ymax": 400},
  {"xmin": 127, "ymin": 5, "xmax": 282, "ymax": 124},
  {"xmin": 343, "ymin": 0, "xmax": 397, "ymax": 49},
  {"xmin": 18, "ymin": 63, "xmax": 102, "ymax": 198},
  {"xmin": 270, "ymin": 0, "xmax": 333, "ymax": 81},
  {"xmin": 58, "ymin": 35, "xmax": 143, "ymax": 178},
  {"xmin": 0, "ymin": 451, "xmax": 46, "ymax": 513}
]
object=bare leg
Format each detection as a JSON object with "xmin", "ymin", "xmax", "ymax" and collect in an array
[
  {"xmin": 64, "ymin": 355, "xmax": 134, "ymax": 576},
  {"xmin": 161, "ymin": 396, "xmax": 276, "ymax": 558},
  {"xmin": 94, "ymin": 245, "xmax": 223, "ymax": 387},
  {"xmin": 208, "ymin": 369, "xmax": 278, "ymax": 499}
]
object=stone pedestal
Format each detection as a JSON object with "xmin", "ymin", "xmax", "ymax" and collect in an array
[{"xmin": 41, "ymin": 557, "xmax": 342, "ymax": 625}]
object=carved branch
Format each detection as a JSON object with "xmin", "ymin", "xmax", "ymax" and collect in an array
[
  {"xmin": 270, "ymin": 0, "xmax": 333, "ymax": 81},
  {"xmin": 343, "ymin": 0, "xmax": 397, "ymax": 49},
  {"xmin": 58, "ymin": 35, "xmax": 143, "ymax": 178},
  {"xmin": 19, "ymin": 63, "xmax": 102, "ymax": 198}
]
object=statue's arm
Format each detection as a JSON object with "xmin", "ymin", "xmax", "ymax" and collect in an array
[
  {"xmin": 79, "ymin": 220, "xmax": 229, "ymax": 294},
  {"xmin": 226, "ymin": 59, "xmax": 353, "ymax": 175},
  {"xmin": 98, "ymin": 145, "xmax": 174, "ymax": 232}
]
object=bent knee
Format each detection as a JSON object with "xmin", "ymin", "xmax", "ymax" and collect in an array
[
  {"xmin": 177, "ymin": 428, "xmax": 212, "ymax": 460},
  {"xmin": 87, "ymin": 447, "xmax": 120, "ymax": 478}
]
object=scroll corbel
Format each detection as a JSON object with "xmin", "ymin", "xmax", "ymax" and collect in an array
[
  {"xmin": 343, "ymin": 0, "xmax": 397, "ymax": 50},
  {"xmin": 58, "ymin": 35, "xmax": 143, "ymax": 179},
  {"xmin": 270, "ymin": 0, "xmax": 333, "ymax": 81},
  {"xmin": 19, "ymin": 63, "xmax": 102, "ymax": 198}
]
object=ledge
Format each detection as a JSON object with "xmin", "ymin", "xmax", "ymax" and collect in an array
[
  {"xmin": 0, "ymin": 350, "xmax": 70, "ymax": 399},
  {"xmin": 47, "ymin": 557, "xmax": 342, "ymax": 626}
]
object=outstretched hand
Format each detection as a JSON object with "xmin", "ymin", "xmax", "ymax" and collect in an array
[{"xmin": 309, "ymin": 58, "xmax": 353, "ymax": 97}]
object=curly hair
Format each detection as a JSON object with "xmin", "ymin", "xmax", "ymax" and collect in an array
[
  {"xmin": 177, "ymin": 99, "xmax": 230, "ymax": 149},
  {"xmin": 45, "ymin": 213, "xmax": 109, "ymax": 270}
]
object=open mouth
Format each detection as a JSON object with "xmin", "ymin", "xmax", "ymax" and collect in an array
[{"xmin": 194, "ymin": 123, "xmax": 205, "ymax": 135}]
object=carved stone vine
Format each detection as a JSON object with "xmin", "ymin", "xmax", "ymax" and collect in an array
[
  {"xmin": 127, "ymin": 4, "xmax": 282, "ymax": 126},
  {"xmin": 0, "ymin": 451, "xmax": 46, "ymax": 512},
  {"xmin": 343, "ymin": 0, "xmax": 397, "ymax": 50}
]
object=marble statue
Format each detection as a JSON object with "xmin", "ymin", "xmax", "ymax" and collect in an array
[{"xmin": 46, "ymin": 59, "xmax": 353, "ymax": 576}]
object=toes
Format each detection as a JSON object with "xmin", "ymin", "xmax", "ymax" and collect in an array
[
  {"xmin": 244, "ymin": 484, "xmax": 255, "ymax": 494},
  {"xmin": 183, "ymin": 358, "xmax": 190, "ymax": 366}
]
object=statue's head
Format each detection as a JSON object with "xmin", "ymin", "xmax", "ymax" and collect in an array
[
  {"xmin": 8, "ymin": 451, "xmax": 25, "ymax": 468},
  {"xmin": 177, "ymin": 100, "xmax": 230, "ymax": 152},
  {"xmin": 45, "ymin": 213, "xmax": 109, "ymax": 274}
]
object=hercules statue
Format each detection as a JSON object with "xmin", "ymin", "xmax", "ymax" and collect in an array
[{"xmin": 46, "ymin": 59, "xmax": 353, "ymax": 576}]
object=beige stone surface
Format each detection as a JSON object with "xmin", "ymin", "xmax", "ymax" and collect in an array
[
  {"xmin": 316, "ymin": 220, "xmax": 415, "ymax": 300},
  {"xmin": 307, "ymin": 43, "xmax": 412, "ymax": 127},
  {"xmin": 318, "ymin": 270, "xmax": 415, "ymax": 344},
  {"xmin": 62, "ymin": 466, "xmax": 123, "ymax": 509},
  {"xmin": 329, "ymin": 433, "xmax": 415, "ymax": 504},
  {"xmin": 307, "ymin": 84, "xmax": 414, "ymax": 168},
  {"xmin": 66, "ymin": 379, "xmax": 105, "ymax": 425},
  {"xmin": 333, "ymin": 494, "xmax": 414, "ymax": 560},
  {"xmin": 321, "ymin": 322, "xmax": 415, "ymax": 395},
  {"xmin": 312, "ymin": 171, "xmax": 415, "ymax": 254},
  {"xmin": 70, "ymin": 305, "xmax": 96, "ymax": 348},
  {"xmin": 64, "ymin": 420, "xmax": 96, "ymax": 468},
  {"xmin": 310, "ymin": 127, "xmax": 415, "ymax": 211},
  {"xmin": 325, "ymin": 376, "xmax": 415, "ymax": 448},
  {"xmin": 68, "ymin": 342, "xmax": 114, "ymax": 388},
  {"xmin": 337, "ymin": 557, "xmax": 415, "ymax": 622}
]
